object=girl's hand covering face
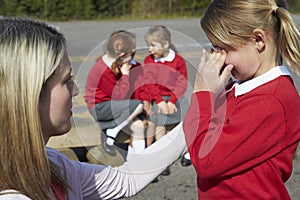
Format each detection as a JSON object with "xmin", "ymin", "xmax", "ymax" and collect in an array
[
  {"xmin": 194, "ymin": 49, "xmax": 233, "ymax": 93},
  {"xmin": 111, "ymin": 50, "xmax": 135, "ymax": 75},
  {"xmin": 120, "ymin": 62, "xmax": 131, "ymax": 75}
]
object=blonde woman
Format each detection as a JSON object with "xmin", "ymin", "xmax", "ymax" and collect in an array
[{"xmin": 0, "ymin": 17, "xmax": 187, "ymax": 199}]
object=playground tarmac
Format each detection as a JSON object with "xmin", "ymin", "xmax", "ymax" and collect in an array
[{"xmin": 122, "ymin": 148, "xmax": 300, "ymax": 200}]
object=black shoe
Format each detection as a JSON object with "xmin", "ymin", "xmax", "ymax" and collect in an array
[
  {"xmin": 161, "ymin": 166, "xmax": 170, "ymax": 176},
  {"xmin": 101, "ymin": 132, "xmax": 116, "ymax": 156},
  {"xmin": 181, "ymin": 156, "xmax": 191, "ymax": 167},
  {"xmin": 151, "ymin": 177, "xmax": 159, "ymax": 183}
]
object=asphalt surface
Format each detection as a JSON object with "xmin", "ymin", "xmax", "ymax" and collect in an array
[
  {"xmin": 48, "ymin": 18, "xmax": 300, "ymax": 200},
  {"xmin": 123, "ymin": 149, "xmax": 300, "ymax": 200},
  {"xmin": 123, "ymin": 158, "xmax": 198, "ymax": 200}
]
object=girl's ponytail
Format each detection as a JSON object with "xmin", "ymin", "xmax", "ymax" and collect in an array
[{"xmin": 276, "ymin": 6, "xmax": 300, "ymax": 74}]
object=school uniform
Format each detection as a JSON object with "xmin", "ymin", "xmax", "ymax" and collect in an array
[
  {"xmin": 183, "ymin": 66, "xmax": 300, "ymax": 199},
  {"xmin": 141, "ymin": 49, "xmax": 189, "ymax": 125},
  {"xmin": 84, "ymin": 55, "xmax": 144, "ymax": 130}
]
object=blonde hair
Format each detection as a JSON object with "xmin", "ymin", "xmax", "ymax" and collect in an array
[
  {"xmin": 201, "ymin": 0, "xmax": 300, "ymax": 74},
  {"xmin": 103, "ymin": 30, "xmax": 136, "ymax": 58},
  {"xmin": 145, "ymin": 25, "xmax": 178, "ymax": 53},
  {"xmin": 0, "ymin": 17, "xmax": 67, "ymax": 199}
]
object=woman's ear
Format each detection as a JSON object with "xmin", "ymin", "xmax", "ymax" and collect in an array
[{"xmin": 252, "ymin": 29, "xmax": 266, "ymax": 53}]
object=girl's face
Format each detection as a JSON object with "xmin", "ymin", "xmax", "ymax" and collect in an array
[
  {"xmin": 39, "ymin": 51, "xmax": 79, "ymax": 141},
  {"xmin": 146, "ymin": 37, "xmax": 169, "ymax": 58},
  {"xmin": 218, "ymin": 42, "xmax": 264, "ymax": 81},
  {"xmin": 211, "ymin": 28, "xmax": 275, "ymax": 81}
]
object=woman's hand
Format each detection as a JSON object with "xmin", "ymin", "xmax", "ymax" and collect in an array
[{"xmin": 194, "ymin": 49, "xmax": 233, "ymax": 93}]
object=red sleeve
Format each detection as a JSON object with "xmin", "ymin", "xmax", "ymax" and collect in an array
[
  {"xmin": 183, "ymin": 91, "xmax": 286, "ymax": 179},
  {"xmin": 98, "ymin": 68, "xmax": 130, "ymax": 100},
  {"xmin": 169, "ymin": 55, "xmax": 188, "ymax": 104},
  {"xmin": 138, "ymin": 70, "xmax": 157, "ymax": 102}
]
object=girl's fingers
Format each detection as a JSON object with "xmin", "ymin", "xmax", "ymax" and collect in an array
[
  {"xmin": 217, "ymin": 50, "xmax": 227, "ymax": 73},
  {"xmin": 194, "ymin": 48, "xmax": 231, "ymax": 93},
  {"xmin": 197, "ymin": 49, "xmax": 206, "ymax": 72},
  {"xmin": 210, "ymin": 49, "xmax": 227, "ymax": 74},
  {"xmin": 193, "ymin": 50, "xmax": 207, "ymax": 91},
  {"xmin": 220, "ymin": 64, "xmax": 233, "ymax": 85}
]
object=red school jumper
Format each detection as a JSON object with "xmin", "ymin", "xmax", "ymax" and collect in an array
[
  {"xmin": 183, "ymin": 66, "xmax": 300, "ymax": 199},
  {"xmin": 141, "ymin": 52, "xmax": 188, "ymax": 104},
  {"xmin": 84, "ymin": 55, "xmax": 143, "ymax": 110}
]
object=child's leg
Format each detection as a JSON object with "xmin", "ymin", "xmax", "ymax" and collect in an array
[
  {"xmin": 126, "ymin": 119, "xmax": 145, "ymax": 161},
  {"xmin": 155, "ymin": 125, "xmax": 170, "ymax": 175},
  {"xmin": 130, "ymin": 119, "xmax": 145, "ymax": 153},
  {"xmin": 155, "ymin": 125, "xmax": 166, "ymax": 141},
  {"xmin": 106, "ymin": 103, "xmax": 143, "ymax": 145},
  {"xmin": 145, "ymin": 121, "xmax": 156, "ymax": 147}
]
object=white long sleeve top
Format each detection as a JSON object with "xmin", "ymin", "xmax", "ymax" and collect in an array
[{"xmin": 0, "ymin": 123, "xmax": 187, "ymax": 200}]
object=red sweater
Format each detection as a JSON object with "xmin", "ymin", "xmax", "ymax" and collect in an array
[
  {"xmin": 84, "ymin": 57, "xmax": 143, "ymax": 109},
  {"xmin": 183, "ymin": 70, "xmax": 300, "ymax": 199},
  {"xmin": 141, "ymin": 53, "xmax": 188, "ymax": 104}
]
